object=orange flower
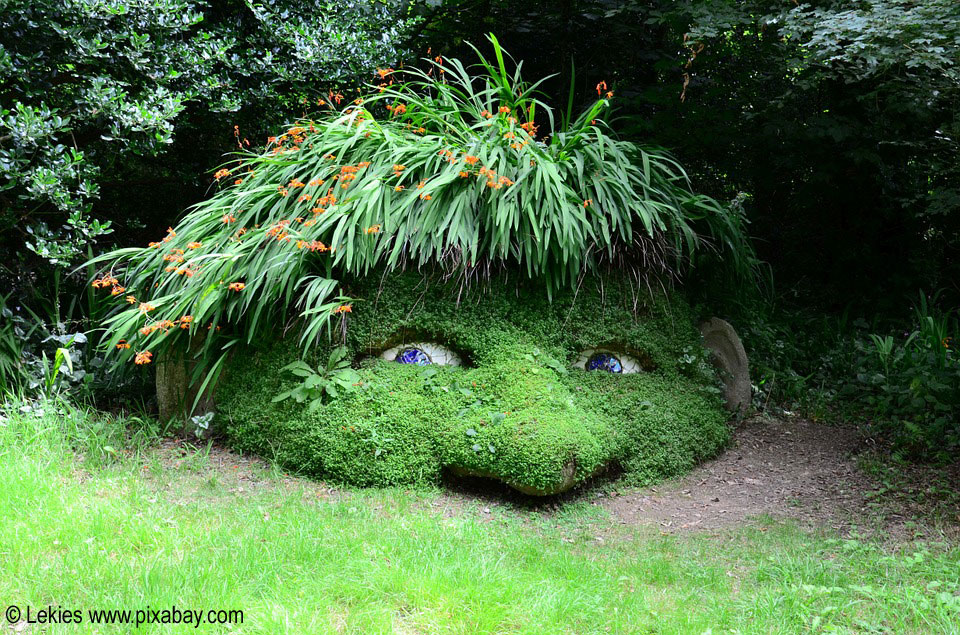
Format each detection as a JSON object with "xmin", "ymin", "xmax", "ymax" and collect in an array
[
  {"xmin": 139, "ymin": 325, "xmax": 157, "ymax": 336},
  {"xmin": 148, "ymin": 241, "xmax": 161, "ymax": 248},
  {"xmin": 187, "ymin": 242, "xmax": 202, "ymax": 249},
  {"xmin": 134, "ymin": 351, "xmax": 153, "ymax": 365},
  {"xmin": 583, "ymin": 199, "xmax": 593, "ymax": 208},
  {"xmin": 365, "ymin": 224, "xmax": 381, "ymax": 234},
  {"xmin": 394, "ymin": 185, "xmax": 404, "ymax": 191},
  {"xmin": 498, "ymin": 106, "xmax": 510, "ymax": 114},
  {"xmin": 278, "ymin": 186, "xmax": 288, "ymax": 197},
  {"xmin": 420, "ymin": 193, "xmax": 432, "ymax": 200},
  {"xmin": 125, "ymin": 295, "xmax": 137, "ymax": 304},
  {"xmin": 596, "ymin": 81, "xmax": 607, "ymax": 97},
  {"xmin": 214, "ymin": 168, "xmax": 230, "ymax": 180},
  {"xmin": 392, "ymin": 164, "xmax": 406, "ymax": 172},
  {"xmin": 299, "ymin": 194, "xmax": 312, "ymax": 202},
  {"xmin": 358, "ymin": 161, "xmax": 371, "ymax": 169},
  {"xmin": 333, "ymin": 304, "xmax": 352, "ymax": 314},
  {"xmin": 115, "ymin": 340, "xmax": 131, "ymax": 350},
  {"xmin": 605, "ymin": 90, "xmax": 614, "ymax": 99},
  {"xmin": 376, "ymin": 67, "xmax": 393, "ymax": 78},
  {"xmin": 110, "ymin": 285, "xmax": 125, "ymax": 295},
  {"xmin": 234, "ymin": 179, "xmax": 243, "ymax": 186},
  {"xmin": 138, "ymin": 302, "xmax": 155, "ymax": 314},
  {"xmin": 459, "ymin": 171, "xmax": 469, "ymax": 178},
  {"xmin": 463, "ymin": 155, "xmax": 480, "ymax": 165},
  {"xmin": 228, "ymin": 282, "xmax": 245, "ymax": 292},
  {"xmin": 179, "ymin": 315, "xmax": 193, "ymax": 329},
  {"xmin": 222, "ymin": 214, "xmax": 236, "ymax": 224}
]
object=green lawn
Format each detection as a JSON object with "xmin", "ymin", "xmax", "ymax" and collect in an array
[{"xmin": 2, "ymin": 403, "xmax": 958, "ymax": 634}]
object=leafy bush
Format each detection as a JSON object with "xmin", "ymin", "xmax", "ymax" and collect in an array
[
  {"xmin": 91, "ymin": 37, "xmax": 754, "ymax": 391},
  {"xmin": 0, "ymin": 0, "xmax": 417, "ymax": 278},
  {"xmin": 218, "ymin": 272, "xmax": 728, "ymax": 493},
  {"xmin": 851, "ymin": 294, "xmax": 959, "ymax": 458}
]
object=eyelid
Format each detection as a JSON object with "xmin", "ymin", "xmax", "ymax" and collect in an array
[
  {"xmin": 380, "ymin": 342, "xmax": 463, "ymax": 366},
  {"xmin": 573, "ymin": 349, "xmax": 644, "ymax": 374}
]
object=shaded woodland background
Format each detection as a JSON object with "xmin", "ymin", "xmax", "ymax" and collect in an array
[{"xmin": 1, "ymin": 0, "xmax": 957, "ymax": 456}]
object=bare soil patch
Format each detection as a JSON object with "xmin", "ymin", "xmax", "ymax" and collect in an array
[{"xmin": 601, "ymin": 415, "xmax": 960, "ymax": 541}]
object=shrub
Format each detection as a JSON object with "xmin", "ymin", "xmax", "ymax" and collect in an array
[{"xmin": 853, "ymin": 293, "xmax": 960, "ymax": 458}]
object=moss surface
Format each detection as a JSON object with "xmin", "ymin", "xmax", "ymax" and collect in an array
[{"xmin": 218, "ymin": 273, "xmax": 729, "ymax": 494}]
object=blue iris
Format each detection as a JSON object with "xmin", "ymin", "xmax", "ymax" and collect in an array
[
  {"xmin": 395, "ymin": 347, "xmax": 431, "ymax": 365},
  {"xmin": 586, "ymin": 352, "xmax": 622, "ymax": 373}
]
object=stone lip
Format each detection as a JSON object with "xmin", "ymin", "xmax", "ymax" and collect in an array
[
  {"xmin": 449, "ymin": 459, "xmax": 578, "ymax": 496},
  {"xmin": 699, "ymin": 317, "xmax": 751, "ymax": 414}
]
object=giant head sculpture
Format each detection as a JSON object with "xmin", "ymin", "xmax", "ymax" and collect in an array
[
  {"xmin": 216, "ymin": 272, "xmax": 730, "ymax": 495},
  {"xmin": 92, "ymin": 41, "xmax": 752, "ymax": 495}
]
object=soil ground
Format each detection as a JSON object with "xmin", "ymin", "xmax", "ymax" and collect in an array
[
  {"xmin": 600, "ymin": 414, "xmax": 959, "ymax": 539},
  {"xmin": 160, "ymin": 415, "xmax": 960, "ymax": 542}
]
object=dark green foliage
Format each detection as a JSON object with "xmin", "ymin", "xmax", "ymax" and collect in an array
[
  {"xmin": 218, "ymin": 272, "xmax": 728, "ymax": 493},
  {"xmin": 736, "ymin": 291, "xmax": 959, "ymax": 460},
  {"xmin": 0, "ymin": 0, "xmax": 417, "ymax": 281},
  {"xmin": 430, "ymin": 1, "xmax": 960, "ymax": 311},
  {"xmin": 852, "ymin": 296, "xmax": 959, "ymax": 459}
]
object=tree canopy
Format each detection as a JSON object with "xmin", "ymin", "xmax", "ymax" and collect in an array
[{"xmin": 0, "ymin": 0, "xmax": 417, "ymax": 274}]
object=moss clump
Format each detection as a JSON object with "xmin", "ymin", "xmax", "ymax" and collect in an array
[{"xmin": 218, "ymin": 272, "xmax": 729, "ymax": 494}]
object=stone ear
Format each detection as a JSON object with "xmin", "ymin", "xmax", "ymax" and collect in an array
[{"xmin": 700, "ymin": 318, "xmax": 751, "ymax": 414}]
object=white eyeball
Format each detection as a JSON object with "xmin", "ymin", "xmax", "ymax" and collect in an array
[
  {"xmin": 573, "ymin": 349, "xmax": 644, "ymax": 374},
  {"xmin": 380, "ymin": 342, "xmax": 462, "ymax": 366}
]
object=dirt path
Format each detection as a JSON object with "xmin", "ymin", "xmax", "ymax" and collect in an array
[
  {"xmin": 151, "ymin": 415, "xmax": 959, "ymax": 541},
  {"xmin": 600, "ymin": 415, "xmax": 959, "ymax": 540}
]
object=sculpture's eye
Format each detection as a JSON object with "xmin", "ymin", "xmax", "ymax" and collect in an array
[
  {"xmin": 586, "ymin": 352, "xmax": 623, "ymax": 373},
  {"xmin": 396, "ymin": 347, "xmax": 431, "ymax": 365},
  {"xmin": 380, "ymin": 342, "xmax": 462, "ymax": 366},
  {"xmin": 574, "ymin": 349, "xmax": 644, "ymax": 374}
]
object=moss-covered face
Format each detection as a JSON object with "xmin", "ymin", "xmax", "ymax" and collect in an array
[{"xmin": 220, "ymin": 273, "xmax": 729, "ymax": 495}]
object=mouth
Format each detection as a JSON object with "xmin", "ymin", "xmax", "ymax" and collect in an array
[{"xmin": 449, "ymin": 457, "xmax": 579, "ymax": 496}]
